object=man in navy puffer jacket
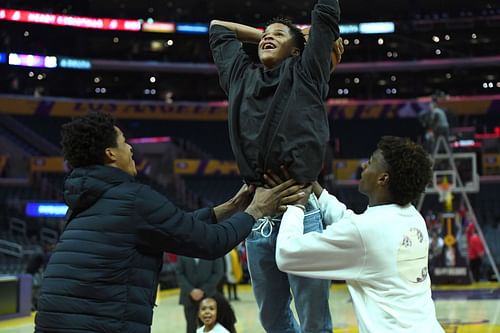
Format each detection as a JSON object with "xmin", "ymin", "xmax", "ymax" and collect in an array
[{"xmin": 34, "ymin": 112, "xmax": 305, "ymax": 333}]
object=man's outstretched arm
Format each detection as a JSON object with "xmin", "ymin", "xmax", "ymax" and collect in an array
[{"xmin": 210, "ymin": 20, "xmax": 262, "ymax": 44}]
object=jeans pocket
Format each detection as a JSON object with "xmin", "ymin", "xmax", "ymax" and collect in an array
[{"xmin": 303, "ymin": 210, "xmax": 323, "ymax": 234}]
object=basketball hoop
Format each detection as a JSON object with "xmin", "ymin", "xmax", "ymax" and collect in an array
[
  {"xmin": 432, "ymin": 172, "xmax": 455, "ymax": 202},
  {"xmin": 436, "ymin": 176, "xmax": 455, "ymax": 212},
  {"xmin": 437, "ymin": 181, "xmax": 452, "ymax": 203}
]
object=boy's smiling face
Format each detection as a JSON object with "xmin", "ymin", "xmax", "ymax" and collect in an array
[{"xmin": 258, "ymin": 23, "xmax": 300, "ymax": 69}]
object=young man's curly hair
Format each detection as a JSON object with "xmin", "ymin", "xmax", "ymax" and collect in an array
[
  {"xmin": 378, "ymin": 136, "xmax": 432, "ymax": 206},
  {"xmin": 266, "ymin": 17, "xmax": 306, "ymax": 54},
  {"xmin": 60, "ymin": 112, "xmax": 117, "ymax": 168}
]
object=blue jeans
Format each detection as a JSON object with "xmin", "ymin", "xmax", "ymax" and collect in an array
[{"xmin": 246, "ymin": 196, "xmax": 332, "ymax": 333}]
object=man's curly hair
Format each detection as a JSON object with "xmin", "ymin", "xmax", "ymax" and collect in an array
[
  {"xmin": 266, "ymin": 17, "xmax": 306, "ymax": 54},
  {"xmin": 378, "ymin": 136, "xmax": 432, "ymax": 206},
  {"xmin": 60, "ymin": 112, "xmax": 117, "ymax": 168}
]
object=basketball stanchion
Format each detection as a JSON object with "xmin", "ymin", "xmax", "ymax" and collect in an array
[{"xmin": 417, "ymin": 135, "xmax": 500, "ymax": 284}]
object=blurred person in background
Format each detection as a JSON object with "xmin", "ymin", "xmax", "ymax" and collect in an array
[
  {"xmin": 26, "ymin": 242, "xmax": 55, "ymax": 310},
  {"xmin": 466, "ymin": 223, "xmax": 485, "ymax": 282},
  {"xmin": 224, "ymin": 247, "xmax": 243, "ymax": 301},
  {"xmin": 34, "ymin": 111, "xmax": 307, "ymax": 333},
  {"xmin": 176, "ymin": 256, "xmax": 224, "ymax": 333},
  {"xmin": 418, "ymin": 92, "xmax": 450, "ymax": 153}
]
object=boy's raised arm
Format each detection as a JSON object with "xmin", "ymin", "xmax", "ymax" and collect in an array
[
  {"xmin": 210, "ymin": 20, "xmax": 262, "ymax": 44},
  {"xmin": 301, "ymin": 0, "xmax": 341, "ymax": 83}
]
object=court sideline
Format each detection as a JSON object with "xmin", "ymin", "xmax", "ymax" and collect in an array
[{"xmin": 1, "ymin": 282, "xmax": 499, "ymax": 333}]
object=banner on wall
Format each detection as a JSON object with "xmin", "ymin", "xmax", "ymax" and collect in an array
[
  {"xmin": 173, "ymin": 158, "xmax": 367, "ymax": 179},
  {"xmin": 174, "ymin": 159, "xmax": 239, "ymax": 176},
  {"xmin": 21, "ymin": 155, "xmax": 500, "ymax": 177},
  {"xmin": 0, "ymin": 95, "xmax": 498, "ymax": 121},
  {"xmin": 30, "ymin": 157, "xmax": 66, "ymax": 173},
  {"xmin": 24, "ymin": 156, "xmax": 360, "ymax": 179},
  {"xmin": 334, "ymin": 159, "xmax": 364, "ymax": 180},
  {"xmin": 0, "ymin": 95, "xmax": 228, "ymax": 121},
  {"xmin": 29, "ymin": 157, "xmax": 149, "ymax": 173}
]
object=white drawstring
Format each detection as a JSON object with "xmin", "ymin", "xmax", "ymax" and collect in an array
[
  {"xmin": 251, "ymin": 196, "xmax": 321, "ymax": 238},
  {"xmin": 252, "ymin": 217, "xmax": 278, "ymax": 238}
]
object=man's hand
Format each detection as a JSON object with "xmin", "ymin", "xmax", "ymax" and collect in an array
[
  {"xmin": 190, "ymin": 288, "xmax": 204, "ymax": 301},
  {"xmin": 244, "ymin": 179, "xmax": 306, "ymax": 219},
  {"xmin": 263, "ymin": 166, "xmax": 291, "ymax": 188},
  {"xmin": 229, "ymin": 183, "xmax": 256, "ymax": 212},
  {"xmin": 263, "ymin": 167, "xmax": 311, "ymax": 211},
  {"xmin": 312, "ymin": 181, "xmax": 324, "ymax": 199},
  {"xmin": 214, "ymin": 183, "xmax": 256, "ymax": 222}
]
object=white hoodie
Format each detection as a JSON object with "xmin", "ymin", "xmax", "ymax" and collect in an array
[{"xmin": 276, "ymin": 189, "xmax": 444, "ymax": 333}]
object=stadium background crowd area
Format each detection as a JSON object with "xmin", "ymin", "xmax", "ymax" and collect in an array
[{"xmin": 0, "ymin": 0, "xmax": 499, "ymax": 326}]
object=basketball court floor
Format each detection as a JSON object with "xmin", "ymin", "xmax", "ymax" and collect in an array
[{"xmin": 1, "ymin": 282, "xmax": 498, "ymax": 333}]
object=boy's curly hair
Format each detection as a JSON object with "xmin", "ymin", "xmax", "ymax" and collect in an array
[
  {"xmin": 378, "ymin": 136, "xmax": 432, "ymax": 206},
  {"xmin": 266, "ymin": 17, "xmax": 306, "ymax": 54},
  {"xmin": 60, "ymin": 112, "xmax": 117, "ymax": 168}
]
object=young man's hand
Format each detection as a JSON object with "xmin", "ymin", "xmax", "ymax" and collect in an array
[
  {"xmin": 263, "ymin": 166, "xmax": 291, "ymax": 188},
  {"xmin": 229, "ymin": 184, "xmax": 256, "ymax": 212},
  {"xmin": 263, "ymin": 167, "xmax": 311, "ymax": 211},
  {"xmin": 244, "ymin": 179, "xmax": 306, "ymax": 219}
]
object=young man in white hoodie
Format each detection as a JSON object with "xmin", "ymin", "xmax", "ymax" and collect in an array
[{"xmin": 274, "ymin": 136, "xmax": 444, "ymax": 333}]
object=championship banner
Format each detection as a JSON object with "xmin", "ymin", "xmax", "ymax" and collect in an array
[
  {"xmin": 1, "ymin": 94, "xmax": 498, "ymax": 121},
  {"xmin": 174, "ymin": 159, "xmax": 239, "ymax": 176}
]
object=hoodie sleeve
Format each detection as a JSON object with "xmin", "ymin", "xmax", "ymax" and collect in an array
[
  {"xmin": 276, "ymin": 205, "xmax": 365, "ymax": 281},
  {"xmin": 209, "ymin": 24, "xmax": 252, "ymax": 94},
  {"xmin": 135, "ymin": 185, "xmax": 255, "ymax": 259},
  {"xmin": 300, "ymin": 0, "xmax": 340, "ymax": 88},
  {"xmin": 317, "ymin": 188, "xmax": 351, "ymax": 224}
]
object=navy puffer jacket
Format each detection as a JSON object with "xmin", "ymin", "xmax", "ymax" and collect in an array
[{"xmin": 35, "ymin": 165, "xmax": 254, "ymax": 333}]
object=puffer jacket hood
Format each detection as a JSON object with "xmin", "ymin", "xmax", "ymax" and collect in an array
[{"xmin": 64, "ymin": 165, "xmax": 134, "ymax": 215}]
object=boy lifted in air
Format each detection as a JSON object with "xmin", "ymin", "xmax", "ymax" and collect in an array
[{"xmin": 209, "ymin": 0, "xmax": 343, "ymax": 332}]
